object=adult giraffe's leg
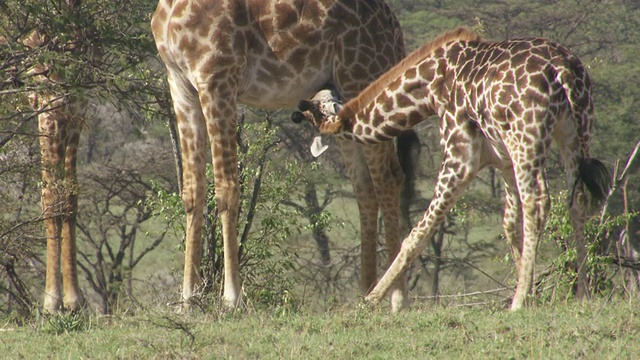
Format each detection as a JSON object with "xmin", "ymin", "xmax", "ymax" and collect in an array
[
  {"xmin": 337, "ymin": 140, "xmax": 379, "ymax": 296},
  {"xmin": 362, "ymin": 142, "xmax": 408, "ymax": 312},
  {"xmin": 167, "ymin": 72, "xmax": 208, "ymax": 307},
  {"xmin": 332, "ymin": 25, "xmax": 405, "ymax": 305},
  {"xmin": 199, "ymin": 80, "xmax": 241, "ymax": 309},
  {"xmin": 60, "ymin": 117, "xmax": 82, "ymax": 310},
  {"xmin": 367, "ymin": 131, "xmax": 482, "ymax": 306},
  {"xmin": 39, "ymin": 108, "xmax": 64, "ymax": 314}
]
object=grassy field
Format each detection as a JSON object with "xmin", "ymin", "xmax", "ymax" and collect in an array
[{"xmin": 2, "ymin": 296, "xmax": 639, "ymax": 359}]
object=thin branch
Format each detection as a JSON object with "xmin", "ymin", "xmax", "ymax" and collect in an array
[
  {"xmin": 131, "ymin": 230, "xmax": 167, "ymax": 268},
  {"xmin": 414, "ymin": 286, "xmax": 511, "ymax": 300}
]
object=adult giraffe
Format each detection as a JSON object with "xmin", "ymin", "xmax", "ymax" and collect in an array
[
  {"xmin": 27, "ymin": 43, "xmax": 84, "ymax": 314},
  {"xmin": 293, "ymin": 28, "xmax": 611, "ymax": 310},
  {"xmin": 21, "ymin": 0, "xmax": 89, "ymax": 314},
  {"xmin": 151, "ymin": 0, "xmax": 412, "ymax": 310}
]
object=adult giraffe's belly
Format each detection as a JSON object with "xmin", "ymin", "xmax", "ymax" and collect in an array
[{"xmin": 238, "ymin": 55, "xmax": 333, "ymax": 109}]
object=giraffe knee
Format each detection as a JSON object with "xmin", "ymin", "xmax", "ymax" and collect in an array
[
  {"xmin": 522, "ymin": 192, "xmax": 550, "ymax": 229},
  {"xmin": 214, "ymin": 183, "xmax": 240, "ymax": 213}
]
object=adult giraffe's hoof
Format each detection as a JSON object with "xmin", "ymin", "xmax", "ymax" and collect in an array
[{"xmin": 390, "ymin": 292, "xmax": 410, "ymax": 313}]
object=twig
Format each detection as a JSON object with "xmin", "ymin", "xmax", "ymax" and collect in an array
[
  {"xmin": 610, "ymin": 257, "xmax": 640, "ymax": 271},
  {"xmin": 147, "ymin": 315, "xmax": 196, "ymax": 347},
  {"xmin": 414, "ymin": 286, "xmax": 511, "ymax": 300}
]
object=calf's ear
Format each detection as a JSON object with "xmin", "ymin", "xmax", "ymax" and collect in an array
[
  {"xmin": 297, "ymin": 100, "xmax": 312, "ymax": 112},
  {"xmin": 291, "ymin": 111, "xmax": 305, "ymax": 124}
]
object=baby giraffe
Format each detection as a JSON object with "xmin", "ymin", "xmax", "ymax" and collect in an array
[{"xmin": 292, "ymin": 27, "xmax": 610, "ymax": 311}]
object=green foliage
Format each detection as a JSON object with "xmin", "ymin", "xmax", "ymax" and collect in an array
[
  {"xmin": 236, "ymin": 117, "xmax": 310, "ymax": 310},
  {"xmin": 41, "ymin": 311, "xmax": 88, "ymax": 335},
  {"xmin": 0, "ymin": 0, "xmax": 163, "ymax": 123},
  {"xmin": 541, "ymin": 193, "xmax": 635, "ymax": 303},
  {"xmin": 147, "ymin": 180, "xmax": 185, "ymax": 242},
  {"xmin": 306, "ymin": 209, "xmax": 334, "ymax": 233}
]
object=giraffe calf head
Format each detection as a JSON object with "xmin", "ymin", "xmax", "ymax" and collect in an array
[{"xmin": 291, "ymin": 86, "xmax": 344, "ymax": 134}]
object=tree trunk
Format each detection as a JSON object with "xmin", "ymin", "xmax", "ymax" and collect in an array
[{"xmin": 304, "ymin": 183, "xmax": 331, "ymax": 265}]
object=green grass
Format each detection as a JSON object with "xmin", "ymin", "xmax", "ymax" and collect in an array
[{"xmin": 3, "ymin": 297, "xmax": 639, "ymax": 359}]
